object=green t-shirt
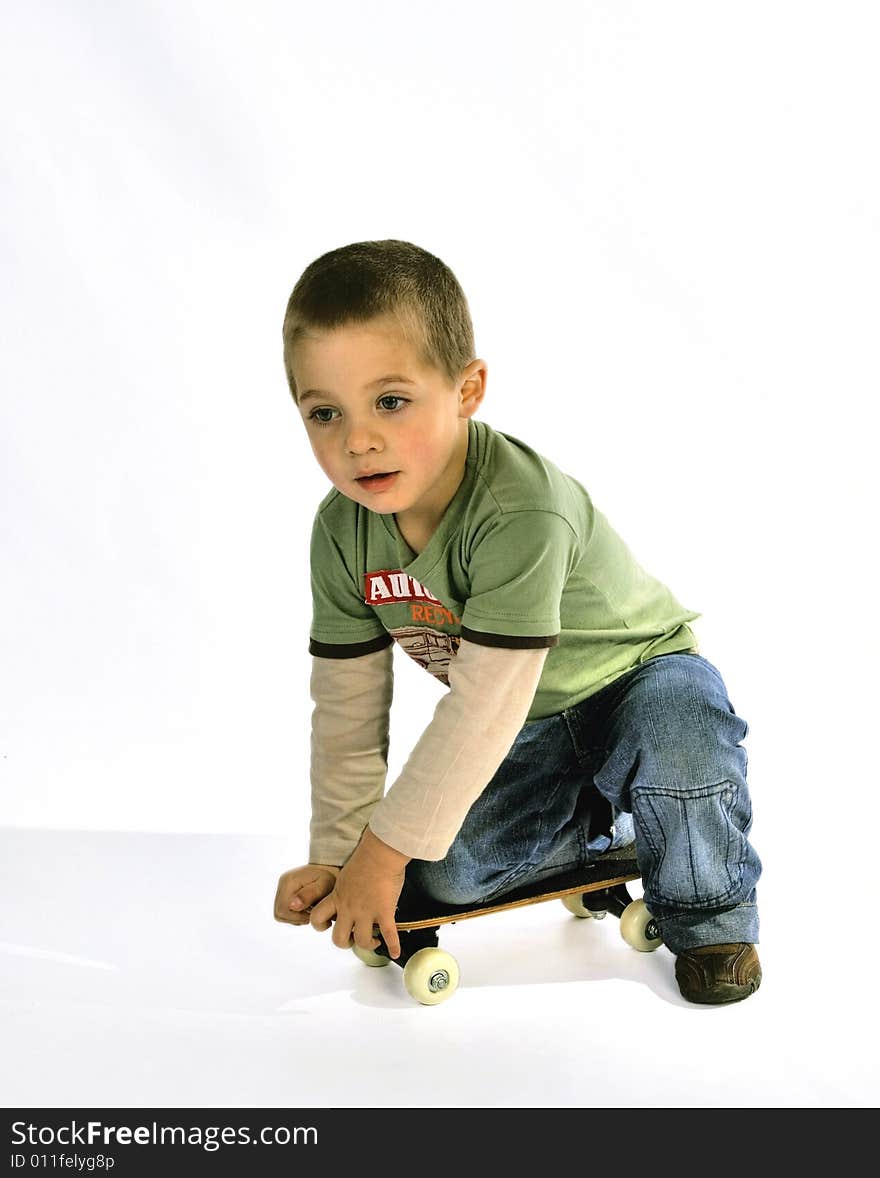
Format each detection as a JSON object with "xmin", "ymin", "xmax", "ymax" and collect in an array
[{"xmin": 308, "ymin": 417, "xmax": 700, "ymax": 721}]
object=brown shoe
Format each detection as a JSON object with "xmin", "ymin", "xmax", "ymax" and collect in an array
[{"xmin": 675, "ymin": 943, "xmax": 762, "ymax": 1005}]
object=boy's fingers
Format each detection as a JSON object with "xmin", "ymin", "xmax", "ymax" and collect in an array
[
  {"xmin": 378, "ymin": 916, "xmax": 401, "ymax": 960},
  {"xmin": 274, "ymin": 892, "xmax": 307, "ymax": 923},
  {"xmin": 275, "ymin": 907, "xmax": 311, "ymax": 925},
  {"xmin": 330, "ymin": 915, "xmax": 355, "ymax": 950},
  {"xmin": 350, "ymin": 920, "xmax": 380, "ymax": 954},
  {"xmin": 288, "ymin": 880, "xmax": 326, "ymax": 911},
  {"xmin": 310, "ymin": 895, "xmax": 336, "ymax": 932}
]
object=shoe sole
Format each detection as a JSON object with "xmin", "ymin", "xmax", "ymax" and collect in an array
[{"xmin": 680, "ymin": 976, "xmax": 761, "ymax": 1005}]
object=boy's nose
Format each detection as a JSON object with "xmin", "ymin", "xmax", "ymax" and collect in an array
[{"xmin": 344, "ymin": 421, "xmax": 383, "ymax": 455}]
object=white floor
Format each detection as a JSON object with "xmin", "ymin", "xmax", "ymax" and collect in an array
[{"xmin": 2, "ymin": 827, "xmax": 877, "ymax": 1109}]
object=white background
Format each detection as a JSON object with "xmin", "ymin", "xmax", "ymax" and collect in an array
[{"xmin": 2, "ymin": 0, "xmax": 878, "ymax": 1110}]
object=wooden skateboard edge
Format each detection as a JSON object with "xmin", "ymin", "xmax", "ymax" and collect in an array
[{"xmin": 395, "ymin": 870, "xmax": 641, "ymax": 930}]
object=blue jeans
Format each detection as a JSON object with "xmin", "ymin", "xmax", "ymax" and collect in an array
[{"xmin": 407, "ymin": 653, "xmax": 761, "ymax": 954}]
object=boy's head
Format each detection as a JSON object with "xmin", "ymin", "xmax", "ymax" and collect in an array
[
  {"xmin": 282, "ymin": 239, "xmax": 475, "ymax": 403},
  {"xmin": 282, "ymin": 240, "xmax": 487, "ymax": 530}
]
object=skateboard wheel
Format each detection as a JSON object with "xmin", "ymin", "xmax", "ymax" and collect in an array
[
  {"xmin": 351, "ymin": 944, "xmax": 391, "ymax": 968},
  {"xmin": 402, "ymin": 947, "xmax": 460, "ymax": 1005},
  {"xmin": 619, "ymin": 898, "xmax": 663, "ymax": 952},
  {"xmin": 561, "ymin": 893, "xmax": 595, "ymax": 919}
]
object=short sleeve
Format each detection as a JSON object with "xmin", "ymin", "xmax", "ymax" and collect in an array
[
  {"xmin": 308, "ymin": 511, "xmax": 392, "ymax": 658},
  {"xmin": 460, "ymin": 510, "xmax": 578, "ymax": 648}
]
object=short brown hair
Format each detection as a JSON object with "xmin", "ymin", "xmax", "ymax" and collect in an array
[{"xmin": 282, "ymin": 239, "xmax": 476, "ymax": 402}]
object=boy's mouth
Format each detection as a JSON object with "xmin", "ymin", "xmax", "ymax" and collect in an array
[{"xmin": 355, "ymin": 471, "xmax": 399, "ymax": 492}]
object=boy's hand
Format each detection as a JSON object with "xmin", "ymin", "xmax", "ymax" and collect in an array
[
  {"xmin": 274, "ymin": 864, "xmax": 340, "ymax": 926},
  {"xmin": 310, "ymin": 827, "xmax": 410, "ymax": 959}
]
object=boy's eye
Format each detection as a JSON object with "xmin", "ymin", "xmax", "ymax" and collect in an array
[
  {"xmin": 309, "ymin": 407, "xmax": 338, "ymax": 424},
  {"xmin": 378, "ymin": 394, "xmax": 407, "ymax": 411}
]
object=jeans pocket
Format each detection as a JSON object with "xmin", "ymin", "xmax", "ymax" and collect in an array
[{"xmin": 633, "ymin": 780, "xmax": 749, "ymax": 909}]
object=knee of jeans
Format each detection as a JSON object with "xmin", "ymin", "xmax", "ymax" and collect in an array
[{"xmin": 631, "ymin": 779, "xmax": 759, "ymax": 910}]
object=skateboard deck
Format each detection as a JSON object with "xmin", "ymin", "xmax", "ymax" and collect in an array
[
  {"xmin": 393, "ymin": 845, "xmax": 642, "ymax": 929},
  {"xmin": 351, "ymin": 845, "xmax": 663, "ymax": 1005}
]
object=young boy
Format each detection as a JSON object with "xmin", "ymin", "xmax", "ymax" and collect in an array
[{"xmin": 273, "ymin": 239, "xmax": 762, "ymax": 1005}]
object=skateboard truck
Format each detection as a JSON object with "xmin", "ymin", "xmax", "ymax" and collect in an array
[
  {"xmin": 577, "ymin": 882, "xmax": 636, "ymax": 918},
  {"xmin": 566, "ymin": 882, "xmax": 662, "ymax": 942}
]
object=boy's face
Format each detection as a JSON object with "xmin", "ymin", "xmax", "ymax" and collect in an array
[{"xmin": 290, "ymin": 316, "xmax": 485, "ymax": 533}]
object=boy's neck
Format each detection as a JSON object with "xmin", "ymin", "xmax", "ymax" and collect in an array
[
  {"xmin": 394, "ymin": 420, "xmax": 471, "ymax": 554},
  {"xmin": 394, "ymin": 515, "xmax": 433, "ymax": 556}
]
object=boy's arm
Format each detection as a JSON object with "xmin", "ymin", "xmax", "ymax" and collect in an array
[
  {"xmin": 368, "ymin": 638, "xmax": 549, "ymax": 860},
  {"xmin": 307, "ymin": 642, "xmax": 393, "ymax": 866},
  {"xmin": 309, "ymin": 638, "xmax": 548, "ymax": 957},
  {"xmin": 274, "ymin": 647, "xmax": 390, "ymax": 929}
]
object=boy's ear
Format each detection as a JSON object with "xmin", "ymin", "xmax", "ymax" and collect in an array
[{"xmin": 459, "ymin": 358, "xmax": 488, "ymax": 418}]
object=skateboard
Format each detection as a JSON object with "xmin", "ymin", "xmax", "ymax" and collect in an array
[{"xmin": 350, "ymin": 846, "xmax": 663, "ymax": 1005}]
